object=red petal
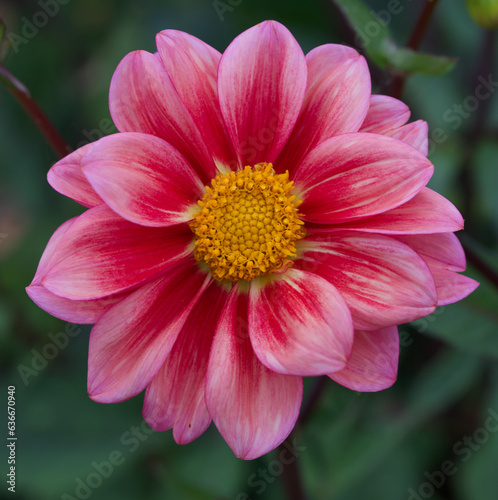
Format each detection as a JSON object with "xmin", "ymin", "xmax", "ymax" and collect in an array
[
  {"xmin": 276, "ymin": 44, "xmax": 370, "ymax": 175},
  {"xmin": 427, "ymin": 263, "xmax": 479, "ymax": 306},
  {"xmin": 218, "ymin": 21, "xmax": 307, "ymax": 167},
  {"xmin": 396, "ymin": 233, "xmax": 467, "ymax": 271},
  {"xmin": 384, "ymin": 120, "xmax": 429, "ymax": 156},
  {"xmin": 295, "ymin": 133, "xmax": 433, "ymax": 223},
  {"xmin": 109, "ymin": 50, "xmax": 217, "ymax": 183},
  {"xmin": 47, "ymin": 145, "xmax": 102, "ymax": 207},
  {"xmin": 299, "ymin": 232, "xmax": 437, "ymax": 330},
  {"xmin": 248, "ymin": 269, "xmax": 353, "ymax": 375},
  {"xmin": 41, "ymin": 205, "xmax": 194, "ymax": 300},
  {"xmin": 143, "ymin": 282, "xmax": 228, "ymax": 444},
  {"xmin": 311, "ymin": 188, "xmax": 464, "ymax": 234},
  {"xmin": 82, "ymin": 133, "xmax": 203, "ymax": 227},
  {"xmin": 156, "ymin": 30, "xmax": 235, "ymax": 170},
  {"xmin": 206, "ymin": 286, "xmax": 303, "ymax": 460},
  {"xmin": 27, "ymin": 217, "xmax": 126, "ymax": 323},
  {"xmin": 26, "ymin": 284, "xmax": 126, "ymax": 324},
  {"xmin": 329, "ymin": 327, "xmax": 399, "ymax": 392},
  {"xmin": 88, "ymin": 262, "xmax": 211, "ymax": 403},
  {"xmin": 360, "ymin": 95, "xmax": 410, "ymax": 133}
]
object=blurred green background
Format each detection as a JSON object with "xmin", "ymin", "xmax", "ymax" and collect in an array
[{"xmin": 1, "ymin": 0, "xmax": 497, "ymax": 499}]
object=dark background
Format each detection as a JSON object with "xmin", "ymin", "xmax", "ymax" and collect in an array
[{"xmin": 0, "ymin": 0, "xmax": 497, "ymax": 499}]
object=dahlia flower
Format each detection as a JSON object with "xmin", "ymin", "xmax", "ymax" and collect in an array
[{"xmin": 27, "ymin": 21, "xmax": 478, "ymax": 459}]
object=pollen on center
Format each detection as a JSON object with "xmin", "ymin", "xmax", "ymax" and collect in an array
[{"xmin": 190, "ymin": 162, "xmax": 306, "ymax": 282}]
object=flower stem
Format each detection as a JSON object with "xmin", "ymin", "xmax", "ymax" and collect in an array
[
  {"xmin": 390, "ymin": 0, "xmax": 441, "ymax": 99},
  {"xmin": 0, "ymin": 63, "xmax": 69, "ymax": 159},
  {"xmin": 298, "ymin": 376, "xmax": 328, "ymax": 427},
  {"xmin": 278, "ymin": 431, "xmax": 308, "ymax": 500},
  {"xmin": 406, "ymin": 0, "xmax": 440, "ymax": 51}
]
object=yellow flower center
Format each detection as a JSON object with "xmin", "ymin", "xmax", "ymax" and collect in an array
[{"xmin": 190, "ymin": 162, "xmax": 305, "ymax": 282}]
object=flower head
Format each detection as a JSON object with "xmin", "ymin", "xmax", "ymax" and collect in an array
[{"xmin": 27, "ymin": 21, "xmax": 478, "ymax": 459}]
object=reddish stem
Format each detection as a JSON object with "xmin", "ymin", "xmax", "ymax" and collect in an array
[
  {"xmin": 407, "ymin": 0, "xmax": 440, "ymax": 51},
  {"xmin": 391, "ymin": 0, "xmax": 441, "ymax": 99},
  {"xmin": 0, "ymin": 64, "xmax": 69, "ymax": 159}
]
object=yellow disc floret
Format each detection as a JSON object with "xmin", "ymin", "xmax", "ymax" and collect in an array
[{"xmin": 190, "ymin": 162, "xmax": 305, "ymax": 282}]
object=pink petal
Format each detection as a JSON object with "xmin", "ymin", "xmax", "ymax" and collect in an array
[
  {"xmin": 295, "ymin": 134, "xmax": 433, "ymax": 224},
  {"xmin": 384, "ymin": 120, "xmax": 429, "ymax": 156},
  {"xmin": 47, "ymin": 145, "xmax": 102, "ymax": 208},
  {"xmin": 248, "ymin": 269, "xmax": 353, "ymax": 375},
  {"xmin": 360, "ymin": 95, "xmax": 410, "ymax": 133},
  {"xmin": 276, "ymin": 44, "xmax": 370, "ymax": 176},
  {"xmin": 218, "ymin": 20, "xmax": 307, "ymax": 167},
  {"xmin": 82, "ymin": 133, "xmax": 203, "ymax": 227},
  {"xmin": 298, "ymin": 232, "xmax": 438, "ymax": 330},
  {"xmin": 427, "ymin": 263, "xmax": 479, "ymax": 306},
  {"xmin": 30, "ymin": 218, "xmax": 77, "ymax": 281},
  {"xmin": 109, "ymin": 50, "xmax": 217, "ymax": 183},
  {"xmin": 27, "ymin": 217, "xmax": 130, "ymax": 323},
  {"xmin": 26, "ymin": 284, "xmax": 126, "ymax": 324},
  {"xmin": 312, "ymin": 187, "xmax": 464, "ymax": 234},
  {"xmin": 396, "ymin": 233, "xmax": 467, "ymax": 271},
  {"xmin": 206, "ymin": 286, "xmax": 303, "ymax": 460},
  {"xmin": 88, "ymin": 261, "xmax": 211, "ymax": 403},
  {"xmin": 329, "ymin": 327, "xmax": 399, "ymax": 392},
  {"xmin": 143, "ymin": 282, "xmax": 228, "ymax": 444},
  {"xmin": 156, "ymin": 30, "xmax": 235, "ymax": 170},
  {"xmin": 41, "ymin": 205, "xmax": 194, "ymax": 300}
]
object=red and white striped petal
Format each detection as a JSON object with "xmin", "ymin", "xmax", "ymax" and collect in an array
[
  {"xmin": 248, "ymin": 269, "xmax": 353, "ymax": 375},
  {"xmin": 317, "ymin": 188, "xmax": 464, "ymax": 234},
  {"xmin": 88, "ymin": 262, "xmax": 211, "ymax": 404},
  {"xmin": 206, "ymin": 286, "xmax": 303, "ymax": 460},
  {"xmin": 276, "ymin": 44, "xmax": 370, "ymax": 176},
  {"xmin": 40, "ymin": 205, "xmax": 194, "ymax": 300},
  {"xmin": 82, "ymin": 133, "xmax": 203, "ymax": 227},
  {"xmin": 26, "ymin": 284, "xmax": 127, "ymax": 324},
  {"xmin": 295, "ymin": 134, "xmax": 433, "ymax": 223},
  {"xmin": 384, "ymin": 120, "xmax": 429, "ymax": 156},
  {"xmin": 26, "ymin": 217, "xmax": 126, "ymax": 323},
  {"xmin": 298, "ymin": 232, "xmax": 438, "ymax": 330},
  {"xmin": 156, "ymin": 30, "xmax": 235, "ymax": 170},
  {"xmin": 109, "ymin": 50, "xmax": 217, "ymax": 183},
  {"xmin": 218, "ymin": 20, "xmax": 307, "ymax": 167},
  {"xmin": 360, "ymin": 95, "xmax": 410, "ymax": 133},
  {"xmin": 47, "ymin": 144, "xmax": 102, "ymax": 208},
  {"xmin": 427, "ymin": 263, "xmax": 479, "ymax": 306},
  {"xmin": 329, "ymin": 327, "xmax": 399, "ymax": 392},
  {"xmin": 143, "ymin": 282, "xmax": 227, "ymax": 444},
  {"xmin": 396, "ymin": 233, "xmax": 467, "ymax": 271}
]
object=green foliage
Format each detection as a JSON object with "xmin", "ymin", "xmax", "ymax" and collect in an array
[{"xmin": 332, "ymin": 0, "xmax": 456, "ymax": 75}]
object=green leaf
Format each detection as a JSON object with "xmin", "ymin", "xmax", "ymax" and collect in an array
[
  {"xmin": 403, "ymin": 348, "xmax": 482, "ymax": 423},
  {"xmin": 384, "ymin": 44, "xmax": 457, "ymax": 75},
  {"xmin": 331, "ymin": 0, "xmax": 456, "ymax": 76},
  {"xmin": 422, "ymin": 303, "xmax": 498, "ymax": 358},
  {"xmin": 332, "ymin": 0, "xmax": 391, "ymax": 67},
  {"xmin": 455, "ymin": 367, "xmax": 498, "ymax": 500}
]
